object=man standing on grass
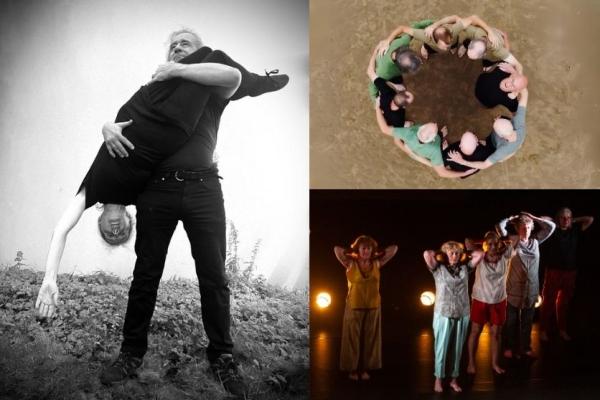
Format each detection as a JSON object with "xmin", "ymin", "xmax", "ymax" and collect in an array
[{"xmin": 96, "ymin": 28, "xmax": 288, "ymax": 397}]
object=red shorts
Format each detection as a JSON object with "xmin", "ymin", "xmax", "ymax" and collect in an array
[{"xmin": 470, "ymin": 298, "xmax": 507, "ymax": 326}]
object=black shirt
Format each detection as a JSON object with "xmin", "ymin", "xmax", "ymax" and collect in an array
[
  {"xmin": 475, "ymin": 68, "xmax": 519, "ymax": 112},
  {"xmin": 442, "ymin": 135, "xmax": 495, "ymax": 176},
  {"xmin": 542, "ymin": 225, "xmax": 583, "ymax": 271},
  {"xmin": 374, "ymin": 77, "xmax": 406, "ymax": 127}
]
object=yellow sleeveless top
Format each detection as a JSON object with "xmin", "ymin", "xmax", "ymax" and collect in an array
[{"xmin": 346, "ymin": 259, "xmax": 381, "ymax": 309}]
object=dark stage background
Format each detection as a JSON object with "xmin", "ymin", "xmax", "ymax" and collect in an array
[{"xmin": 310, "ymin": 190, "xmax": 600, "ymax": 399}]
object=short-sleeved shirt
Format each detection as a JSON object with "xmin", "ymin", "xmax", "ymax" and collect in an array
[
  {"xmin": 542, "ymin": 225, "xmax": 584, "ymax": 271},
  {"xmin": 374, "ymin": 78, "xmax": 406, "ymax": 127},
  {"xmin": 431, "ymin": 262, "xmax": 473, "ymax": 318},
  {"xmin": 487, "ymin": 106, "xmax": 527, "ymax": 164},
  {"xmin": 475, "ymin": 68, "xmax": 519, "ymax": 112},
  {"xmin": 442, "ymin": 136, "xmax": 495, "ymax": 173},
  {"xmin": 472, "ymin": 246, "xmax": 512, "ymax": 304},
  {"xmin": 458, "ymin": 26, "xmax": 510, "ymax": 62},
  {"xmin": 392, "ymin": 125, "xmax": 444, "ymax": 166},
  {"xmin": 346, "ymin": 259, "xmax": 381, "ymax": 309},
  {"xmin": 411, "ymin": 21, "xmax": 465, "ymax": 52}
]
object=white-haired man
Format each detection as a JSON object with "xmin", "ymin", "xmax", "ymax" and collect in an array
[
  {"xmin": 99, "ymin": 28, "xmax": 288, "ymax": 397},
  {"xmin": 448, "ymin": 87, "xmax": 528, "ymax": 170}
]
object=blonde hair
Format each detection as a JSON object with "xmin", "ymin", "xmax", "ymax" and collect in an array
[{"xmin": 441, "ymin": 241, "xmax": 464, "ymax": 254}]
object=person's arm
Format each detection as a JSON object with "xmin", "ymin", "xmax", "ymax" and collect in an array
[
  {"xmin": 384, "ymin": 25, "xmax": 415, "ymax": 44},
  {"xmin": 461, "ymin": 15, "xmax": 502, "ymax": 47},
  {"xmin": 517, "ymin": 88, "xmax": 529, "ymax": 107},
  {"xmin": 574, "ymin": 216, "xmax": 594, "ymax": 231},
  {"xmin": 423, "ymin": 250, "xmax": 439, "ymax": 271},
  {"xmin": 447, "ymin": 150, "xmax": 494, "ymax": 170},
  {"xmin": 424, "ymin": 15, "xmax": 462, "ymax": 38},
  {"xmin": 500, "ymin": 53, "xmax": 523, "ymax": 75},
  {"xmin": 102, "ymin": 119, "xmax": 134, "ymax": 158},
  {"xmin": 376, "ymin": 107, "xmax": 394, "ymax": 136},
  {"xmin": 469, "ymin": 249, "xmax": 485, "ymax": 268},
  {"xmin": 367, "ymin": 46, "xmax": 378, "ymax": 82},
  {"xmin": 36, "ymin": 191, "xmax": 87, "ymax": 318},
  {"xmin": 150, "ymin": 62, "xmax": 242, "ymax": 99},
  {"xmin": 334, "ymin": 246, "xmax": 353, "ymax": 268},
  {"xmin": 499, "ymin": 30, "xmax": 510, "ymax": 51},
  {"xmin": 432, "ymin": 164, "xmax": 478, "ymax": 178},
  {"xmin": 378, "ymin": 245, "xmax": 399, "ymax": 267},
  {"xmin": 394, "ymin": 139, "xmax": 433, "ymax": 166},
  {"xmin": 496, "ymin": 215, "xmax": 520, "ymax": 247},
  {"xmin": 522, "ymin": 212, "xmax": 556, "ymax": 243}
]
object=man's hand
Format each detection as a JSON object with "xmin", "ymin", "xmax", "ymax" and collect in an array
[
  {"xmin": 420, "ymin": 45, "xmax": 429, "ymax": 60},
  {"xmin": 448, "ymin": 150, "xmax": 465, "ymax": 163},
  {"xmin": 498, "ymin": 62, "xmax": 517, "ymax": 75},
  {"xmin": 36, "ymin": 279, "xmax": 59, "ymax": 319},
  {"xmin": 102, "ymin": 120, "xmax": 134, "ymax": 158},
  {"xmin": 375, "ymin": 40, "xmax": 390, "ymax": 57},
  {"xmin": 424, "ymin": 25, "xmax": 435, "ymax": 40},
  {"xmin": 150, "ymin": 62, "xmax": 182, "ymax": 83},
  {"xmin": 487, "ymin": 31, "xmax": 502, "ymax": 48}
]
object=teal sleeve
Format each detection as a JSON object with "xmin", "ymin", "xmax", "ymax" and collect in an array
[
  {"xmin": 392, "ymin": 127, "xmax": 410, "ymax": 140},
  {"xmin": 430, "ymin": 149, "xmax": 444, "ymax": 166},
  {"xmin": 368, "ymin": 81, "xmax": 378, "ymax": 102}
]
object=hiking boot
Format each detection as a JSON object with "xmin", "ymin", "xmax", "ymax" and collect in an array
[
  {"xmin": 210, "ymin": 354, "xmax": 247, "ymax": 398},
  {"xmin": 100, "ymin": 352, "xmax": 143, "ymax": 385}
]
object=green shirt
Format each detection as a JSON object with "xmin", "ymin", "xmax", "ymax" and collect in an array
[
  {"xmin": 458, "ymin": 26, "xmax": 510, "ymax": 62},
  {"xmin": 392, "ymin": 125, "xmax": 444, "ymax": 166},
  {"xmin": 368, "ymin": 19, "xmax": 434, "ymax": 100}
]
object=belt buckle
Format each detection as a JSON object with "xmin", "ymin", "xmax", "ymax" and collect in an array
[{"xmin": 174, "ymin": 170, "xmax": 184, "ymax": 182}]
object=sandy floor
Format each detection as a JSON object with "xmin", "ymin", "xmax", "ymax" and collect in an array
[{"xmin": 310, "ymin": 0, "xmax": 600, "ymax": 188}]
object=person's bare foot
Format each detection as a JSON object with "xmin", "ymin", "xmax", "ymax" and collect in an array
[
  {"xmin": 492, "ymin": 365, "xmax": 506, "ymax": 374},
  {"xmin": 467, "ymin": 363, "xmax": 476, "ymax": 374},
  {"xmin": 349, "ymin": 372, "xmax": 359, "ymax": 381},
  {"xmin": 503, "ymin": 349, "xmax": 513, "ymax": 359},
  {"xmin": 449, "ymin": 379, "xmax": 462, "ymax": 393},
  {"xmin": 559, "ymin": 330, "xmax": 572, "ymax": 341},
  {"xmin": 524, "ymin": 350, "xmax": 536, "ymax": 358},
  {"xmin": 360, "ymin": 371, "xmax": 370, "ymax": 380},
  {"xmin": 540, "ymin": 331, "xmax": 549, "ymax": 342},
  {"xmin": 434, "ymin": 378, "xmax": 443, "ymax": 393}
]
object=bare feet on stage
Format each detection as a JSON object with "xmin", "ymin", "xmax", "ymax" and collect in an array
[
  {"xmin": 449, "ymin": 378, "xmax": 462, "ymax": 393},
  {"xmin": 467, "ymin": 363, "xmax": 476, "ymax": 374},
  {"xmin": 492, "ymin": 364, "xmax": 506, "ymax": 374},
  {"xmin": 360, "ymin": 371, "xmax": 370, "ymax": 380},
  {"xmin": 434, "ymin": 378, "xmax": 443, "ymax": 393}
]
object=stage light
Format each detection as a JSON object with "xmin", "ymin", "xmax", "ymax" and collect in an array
[
  {"xmin": 420, "ymin": 291, "xmax": 435, "ymax": 306},
  {"xmin": 535, "ymin": 295, "xmax": 543, "ymax": 308},
  {"xmin": 316, "ymin": 292, "xmax": 331, "ymax": 309}
]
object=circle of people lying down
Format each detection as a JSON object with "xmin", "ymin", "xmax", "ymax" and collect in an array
[{"xmin": 368, "ymin": 15, "xmax": 529, "ymax": 179}]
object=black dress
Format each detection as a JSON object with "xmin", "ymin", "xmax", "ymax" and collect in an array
[{"xmin": 78, "ymin": 47, "xmax": 215, "ymax": 208}]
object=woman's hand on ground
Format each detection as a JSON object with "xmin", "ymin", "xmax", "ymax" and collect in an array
[{"xmin": 35, "ymin": 279, "xmax": 59, "ymax": 319}]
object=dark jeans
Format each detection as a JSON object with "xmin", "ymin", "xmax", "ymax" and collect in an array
[
  {"xmin": 120, "ymin": 175, "xmax": 231, "ymax": 362},
  {"xmin": 504, "ymin": 303, "xmax": 535, "ymax": 353}
]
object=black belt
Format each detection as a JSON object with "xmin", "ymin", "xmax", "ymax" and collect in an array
[{"xmin": 154, "ymin": 170, "xmax": 220, "ymax": 182}]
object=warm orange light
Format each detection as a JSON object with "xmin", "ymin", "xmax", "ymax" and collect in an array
[
  {"xmin": 420, "ymin": 291, "xmax": 435, "ymax": 306},
  {"xmin": 316, "ymin": 292, "xmax": 331, "ymax": 308},
  {"xmin": 535, "ymin": 295, "xmax": 543, "ymax": 308}
]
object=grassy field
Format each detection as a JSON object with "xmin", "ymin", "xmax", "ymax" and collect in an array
[{"xmin": 0, "ymin": 265, "xmax": 308, "ymax": 400}]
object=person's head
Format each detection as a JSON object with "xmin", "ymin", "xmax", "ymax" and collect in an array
[
  {"xmin": 500, "ymin": 73, "xmax": 528, "ymax": 93},
  {"xmin": 441, "ymin": 241, "xmax": 465, "ymax": 265},
  {"xmin": 493, "ymin": 117, "xmax": 516, "ymax": 142},
  {"xmin": 350, "ymin": 235, "xmax": 378, "ymax": 260},
  {"xmin": 483, "ymin": 231, "xmax": 504, "ymax": 261},
  {"xmin": 556, "ymin": 207, "xmax": 573, "ymax": 230},
  {"xmin": 433, "ymin": 26, "xmax": 453, "ymax": 51},
  {"xmin": 417, "ymin": 122, "xmax": 438, "ymax": 143},
  {"xmin": 167, "ymin": 28, "xmax": 202, "ymax": 62},
  {"xmin": 459, "ymin": 131, "xmax": 478, "ymax": 155},
  {"xmin": 392, "ymin": 90, "xmax": 414, "ymax": 107},
  {"xmin": 98, "ymin": 204, "xmax": 133, "ymax": 245},
  {"xmin": 467, "ymin": 38, "xmax": 487, "ymax": 60},
  {"xmin": 515, "ymin": 214, "xmax": 534, "ymax": 239},
  {"xmin": 393, "ymin": 48, "xmax": 422, "ymax": 74}
]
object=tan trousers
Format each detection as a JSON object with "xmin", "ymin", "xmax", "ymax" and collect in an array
[{"xmin": 340, "ymin": 305, "xmax": 382, "ymax": 371}]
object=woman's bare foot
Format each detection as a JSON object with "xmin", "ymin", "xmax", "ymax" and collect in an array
[
  {"xmin": 503, "ymin": 349, "xmax": 513, "ymax": 359},
  {"xmin": 492, "ymin": 365, "xmax": 506, "ymax": 374},
  {"xmin": 434, "ymin": 378, "xmax": 443, "ymax": 393},
  {"xmin": 559, "ymin": 330, "xmax": 572, "ymax": 341},
  {"xmin": 467, "ymin": 363, "xmax": 476, "ymax": 374},
  {"xmin": 360, "ymin": 371, "xmax": 370, "ymax": 380},
  {"xmin": 449, "ymin": 379, "xmax": 462, "ymax": 393},
  {"xmin": 349, "ymin": 372, "xmax": 359, "ymax": 381}
]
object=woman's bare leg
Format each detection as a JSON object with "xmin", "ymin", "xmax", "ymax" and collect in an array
[
  {"xmin": 467, "ymin": 322, "xmax": 483, "ymax": 374},
  {"xmin": 490, "ymin": 325, "xmax": 505, "ymax": 373}
]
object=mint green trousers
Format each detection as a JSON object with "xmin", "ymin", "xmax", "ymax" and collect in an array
[{"xmin": 432, "ymin": 312, "xmax": 470, "ymax": 378}]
